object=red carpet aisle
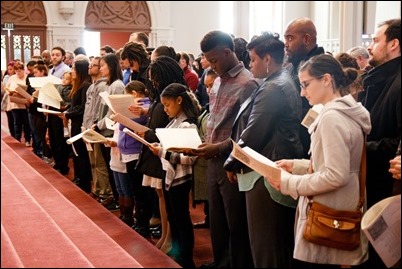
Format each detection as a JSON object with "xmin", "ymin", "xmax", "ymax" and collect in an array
[{"xmin": 1, "ymin": 133, "xmax": 180, "ymax": 268}]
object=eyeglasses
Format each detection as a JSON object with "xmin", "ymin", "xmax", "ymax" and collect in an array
[{"xmin": 300, "ymin": 75, "xmax": 324, "ymax": 90}]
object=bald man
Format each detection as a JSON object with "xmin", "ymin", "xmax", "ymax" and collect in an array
[
  {"xmin": 129, "ymin": 32, "xmax": 154, "ymax": 55},
  {"xmin": 41, "ymin": 49, "xmax": 52, "ymax": 68},
  {"xmin": 129, "ymin": 32, "xmax": 149, "ymax": 47},
  {"xmin": 283, "ymin": 17, "xmax": 325, "ymax": 158}
]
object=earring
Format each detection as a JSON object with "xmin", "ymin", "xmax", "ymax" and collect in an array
[{"xmin": 266, "ymin": 64, "xmax": 269, "ymax": 74}]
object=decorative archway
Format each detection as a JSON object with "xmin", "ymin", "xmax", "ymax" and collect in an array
[
  {"xmin": 85, "ymin": 1, "xmax": 151, "ymax": 32},
  {"xmin": 1, "ymin": 1, "xmax": 47, "ymax": 66},
  {"xmin": 84, "ymin": 1, "xmax": 151, "ymax": 52}
]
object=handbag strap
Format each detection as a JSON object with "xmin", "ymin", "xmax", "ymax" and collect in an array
[
  {"xmin": 308, "ymin": 136, "xmax": 367, "ymax": 211},
  {"xmin": 357, "ymin": 137, "xmax": 366, "ymax": 211}
]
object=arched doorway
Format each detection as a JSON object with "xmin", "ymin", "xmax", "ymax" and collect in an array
[
  {"xmin": 1, "ymin": 1, "xmax": 47, "ymax": 69},
  {"xmin": 85, "ymin": 1, "xmax": 151, "ymax": 52}
]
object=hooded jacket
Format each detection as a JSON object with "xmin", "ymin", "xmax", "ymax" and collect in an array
[{"xmin": 281, "ymin": 94, "xmax": 371, "ymax": 265}]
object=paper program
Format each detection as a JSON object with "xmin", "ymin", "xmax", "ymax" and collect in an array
[
  {"xmin": 155, "ymin": 128, "xmax": 202, "ymax": 153},
  {"xmin": 361, "ymin": 194, "xmax": 401, "ymax": 268},
  {"xmin": 231, "ymin": 141, "xmax": 281, "ymax": 181}
]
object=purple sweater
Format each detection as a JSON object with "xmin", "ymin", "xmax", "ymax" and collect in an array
[
  {"xmin": 118, "ymin": 115, "xmax": 148, "ymax": 155},
  {"xmin": 117, "ymin": 97, "xmax": 150, "ymax": 154}
]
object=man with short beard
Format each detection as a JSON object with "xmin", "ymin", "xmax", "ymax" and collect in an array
[
  {"xmin": 82, "ymin": 56, "xmax": 112, "ymax": 203},
  {"xmin": 48, "ymin": 46, "xmax": 71, "ymax": 79},
  {"xmin": 47, "ymin": 46, "xmax": 72, "ymax": 175},
  {"xmin": 358, "ymin": 18, "xmax": 401, "ymax": 268}
]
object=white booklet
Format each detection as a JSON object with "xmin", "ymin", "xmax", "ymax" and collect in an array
[
  {"xmin": 155, "ymin": 127, "xmax": 202, "ymax": 153},
  {"xmin": 112, "ymin": 113, "xmax": 149, "ymax": 133},
  {"xmin": 361, "ymin": 194, "xmax": 401, "ymax": 268},
  {"xmin": 66, "ymin": 129, "xmax": 108, "ymax": 144},
  {"xmin": 37, "ymin": 82, "xmax": 63, "ymax": 109},
  {"xmin": 28, "ymin": 75, "xmax": 62, "ymax": 88},
  {"xmin": 37, "ymin": 107, "xmax": 63, "ymax": 115},
  {"xmin": 122, "ymin": 128, "xmax": 152, "ymax": 148},
  {"xmin": 231, "ymin": 141, "xmax": 282, "ymax": 181},
  {"xmin": 99, "ymin": 92, "xmax": 137, "ymax": 119}
]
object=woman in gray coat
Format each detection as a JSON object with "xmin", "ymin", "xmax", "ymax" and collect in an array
[{"xmin": 265, "ymin": 54, "xmax": 371, "ymax": 267}]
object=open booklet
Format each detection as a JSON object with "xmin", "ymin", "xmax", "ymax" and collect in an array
[
  {"xmin": 5, "ymin": 83, "xmax": 32, "ymax": 100},
  {"xmin": 37, "ymin": 107, "xmax": 63, "ymax": 115},
  {"xmin": 28, "ymin": 75, "xmax": 63, "ymax": 88},
  {"xmin": 15, "ymin": 85, "xmax": 32, "ymax": 100},
  {"xmin": 66, "ymin": 129, "xmax": 108, "ymax": 144},
  {"xmin": 361, "ymin": 194, "xmax": 401, "ymax": 268},
  {"xmin": 230, "ymin": 141, "xmax": 282, "ymax": 181},
  {"xmin": 155, "ymin": 127, "xmax": 202, "ymax": 153},
  {"xmin": 36, "ymin": 82, "xmax": 63, "ymax": 109},
  {"xmin": 99, "ymin": 92, "xmax": 138, "ymax": 119},
  {"xmin": 111, "ymin": 113, "xmax": 149, "ymax": 133},
  {"xmin": 122, "ymin": 128, "xmax": 152, "ymax": 148}
]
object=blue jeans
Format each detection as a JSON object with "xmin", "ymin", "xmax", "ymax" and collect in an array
[
  {"xmin": 12, "ymin": 108, "xmax": 31, "ymax": 142},
  {"xmin": 113, "ymin": 171, "xmax": 133, "ymax": 197}
]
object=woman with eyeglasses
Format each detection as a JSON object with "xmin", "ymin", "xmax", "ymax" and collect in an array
[
  {"xmin": 92, "ymin": 53, "xmax": 125, "ymax": 210},
  {"xmin": 264, "ymin": 54, "xmax": 371, "ymax": 268}
]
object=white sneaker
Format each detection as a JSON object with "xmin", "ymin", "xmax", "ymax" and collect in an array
[{"xmin": 63, "ymin": 127, "xmax": 70, "ymax": 137}]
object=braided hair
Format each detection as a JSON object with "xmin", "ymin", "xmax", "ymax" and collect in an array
[
  {"xmin": 121, "ymin": 41, "xmax": 150, "ymax": 70},
  {"xmin": 148, "ymin": 56, "xmax": 186, "ymax": 100}
]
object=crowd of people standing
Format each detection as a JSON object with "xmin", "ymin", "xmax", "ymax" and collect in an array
[{"xmin": 1, "ymin": 16, "xmax": 400, "ymax": 269}]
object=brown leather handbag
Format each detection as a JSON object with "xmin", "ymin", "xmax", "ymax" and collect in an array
[{"xmin": 303, "ymin": 143, "xmax": 366, "ymax": 251}]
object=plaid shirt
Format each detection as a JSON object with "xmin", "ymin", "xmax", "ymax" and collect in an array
[{"xmin": 206, "ymin": 62, "xmax": 257, "ymax": 144}]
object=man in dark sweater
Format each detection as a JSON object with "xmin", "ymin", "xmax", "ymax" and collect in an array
[{"xmin": 283, "ymin": 17, "xmax": 325, "ymax": 158}]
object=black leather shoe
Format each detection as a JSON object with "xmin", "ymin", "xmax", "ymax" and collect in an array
[
  {"xmin": 57, "ymin": 167, "xmax": 70, "ymax": 175},
  {"xmin": 133, "ymin": 225, "xmax": 150, "ymax": 238},
  {"xmin": 193, "ymin": 220, "xmax": 209, "ymax": 229},
  {"xmin": 151, "ymin": 229, "xmax": 161, "ymax": 239}
]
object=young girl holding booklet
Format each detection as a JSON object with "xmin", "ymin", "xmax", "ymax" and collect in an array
[
  {"xmin": 107, "ymin": 80, "xmax": 149, "ymax": 227},
  {"xmin": 134, "ymin": 56, "xmax": 186, "ymax": 251},
  {"xmin": 148, "ymin": 82, "xmax": 201, "ymax": 268}
]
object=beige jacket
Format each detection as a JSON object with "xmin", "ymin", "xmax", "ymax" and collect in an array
[{"xmin": 281, "ymin": 94, "xmax": 372, "ymax": 265}]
